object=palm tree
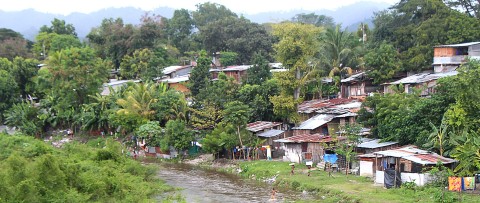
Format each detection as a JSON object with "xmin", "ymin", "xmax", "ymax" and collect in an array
[
  {"xmin": 116, "ymin": 81, "xmax": 167, "ymax": 120},
  {"xmin": 320, "ymin": 25, "xmax": 357, "ymax": 78}
]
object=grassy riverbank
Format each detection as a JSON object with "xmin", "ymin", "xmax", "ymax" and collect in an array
[
  {"xmin": 235, "ymin": 160, "xmax": 480, "ymax": 203},
  {"xmin": 0, "ymin": 133, "xmax": 178, "ymax": 203}
]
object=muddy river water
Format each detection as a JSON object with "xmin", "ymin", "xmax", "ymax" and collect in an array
[{"xmin": 155, "ymin": 163, "xmax": 315, "ymax": 203}]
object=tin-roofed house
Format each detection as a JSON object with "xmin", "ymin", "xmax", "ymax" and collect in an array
[
  {"xmin": 294, "ymin": 99, "xmax": 361, "ymax": 136},
  {"xmin": 159, "ymin": 75, "xmax": 190, "ymax": 93},
  {"xmin": 372, "ymin": 146, "xmax": 456, "ymax": 186},
  {"xmin": 274, "ymin": 134, "xmax": 346, "ymax": 164},
  {"xmin": 356, "ymin": 139, "xmax": 399, "ymax": 177},
  {"xmin": 340, "ymin": 72, "xmax": 382, "ymax": 100},
  {"xmin": 297, "ymin": 98, "xmax": 357, "ymax": 121},
  {"xmin": 383, "ymin": 71, "xmax": 458, "ymax": 96},
  {"xmin": 433, "ymin": 42, "xmax": 480, "ymax": 73},
  {"xmin": 246, "ymin": 121, "xmax": 285, "ymax": 147}
]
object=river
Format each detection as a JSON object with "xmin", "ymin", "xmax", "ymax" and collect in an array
[{"xmin": 155, "ymin": 163, "xmax": 315, "ymax": 203}]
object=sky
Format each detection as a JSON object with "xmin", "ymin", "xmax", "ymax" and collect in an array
[{"xmin": 1, "ymin": 0, "xmax": 398, "ymax": 15}]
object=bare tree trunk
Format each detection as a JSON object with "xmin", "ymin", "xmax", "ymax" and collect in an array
[
  {"xmin": 237, "ymin": 126, "xmax": 243, "ymax": 147},
  {"xmin": 294, "ymin": 67, "xmax": 301, "ymax": 99}
]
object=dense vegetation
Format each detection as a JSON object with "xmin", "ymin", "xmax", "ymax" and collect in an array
[
  {"xmin": 0, "ymin": 133, "xmax": 172, "ymax": 202},
  {"xmin": 0, "ymin": 0, "xmax": 479, "ymax": 181}
]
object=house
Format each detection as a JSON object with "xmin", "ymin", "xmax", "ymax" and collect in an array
[
  {"xmin": 340, "ymin": 72, "xmax": 382, "ymax": 100},
  {"xmin": 297, "ymin": 98, "xmax": 357, "ymax": 120},
  {"xmin": 274, "ymin": 133, "xmax": 346, "ymax": 164},
  {"xmin": 210, "ymin": 65, "xmax": 252, "ymax": 82},
  {"xmin": 294, "ymin": 99, "xmax": 361, "ymax": 136},
  {"xmin": 356, "ymin": 139, "xmax": 399, "ymax": 177},
  {"xmin": 101, "ymin": 79, "xmax": 140, "ymax": 96},
  {"xmin": 246, "ymin": 121, "xmax": 285, "ymax": 147},
  {"xmin": 163, "ymin": 65, "xmax": 193, "ymax": 78},
  {"xmin": 369, "ymin": 146, "xmax": 456, "ymax": 186},
  {"xmin": 433, "ymin": 42, "xmax": 480, "ymax": 73},
  {"xmin": 159, "ymin": 75, "xmax": 190, "ymax": 93},
  {"xmin": 383, "ymin": 71, "xmax": 458, "ymax": 96}
]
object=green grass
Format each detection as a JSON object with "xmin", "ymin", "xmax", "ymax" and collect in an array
[{"xmin": 237, "ymin": 160, "xmax": 480, "ymax": 203}]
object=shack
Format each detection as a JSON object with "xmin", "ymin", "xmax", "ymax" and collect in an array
[
  {"xmin": 372, "ymin": 146, "xmax": 456, "ymax": 186},
  {"xmin": 274, "ymin": 133, "xmax": 346, "ymax": 164},
  {"xmin": 246, "ymin": 121, "xmax": 285, "ymax": 147},
  {"xmin": 356, "ymin": 139, "xmax": 399, "ymax": 177}
]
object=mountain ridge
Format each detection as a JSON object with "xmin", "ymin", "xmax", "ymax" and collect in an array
[{"xmin": 0, "ymin": 1, "xmax": 390, "ymax": 40}]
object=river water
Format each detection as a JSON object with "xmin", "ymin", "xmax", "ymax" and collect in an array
[{"xmin": 155, "ymin": 163, "xmax": 314, "ymax": 203}]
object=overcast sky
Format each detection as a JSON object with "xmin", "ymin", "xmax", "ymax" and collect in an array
[{"xmin": 2, "ymin": 0, "xmax": 398, "ymax": 15}]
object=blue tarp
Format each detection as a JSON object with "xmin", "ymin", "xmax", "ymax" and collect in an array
[{"xmin": 323, "ymin": 154, "xmax": 338, "ymax": 163}]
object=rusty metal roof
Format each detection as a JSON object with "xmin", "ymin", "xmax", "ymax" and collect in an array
[
  {"xmin": 246, "ymin": 121, "xmax": 282, "ymax": 132},
  {"xmin": 298, "ymin": 98, "xmax": 356, "ymax": 114},
  {"xmin": 274, "ymin": 133, "xmax": 346, "ymax": 143},
  {"xmin": 373, "ymin": 146, "xmax": 457, "ymax": 165}
]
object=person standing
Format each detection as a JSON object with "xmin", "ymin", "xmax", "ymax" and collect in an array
[{"xmin": 270, "ymin": 188, "xmax": 277, "ymax": 200}]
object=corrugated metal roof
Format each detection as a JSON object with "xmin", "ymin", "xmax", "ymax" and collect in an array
[
  {"xmin": 357, "ymin": 139, "xmax": 398, "ymax": 149},
  {"xmin": 434, "ymin": 42, "xmax": 480, "ymax": 48},
  {"xmin": 274, "ymin": 133, "xmax": 346, "ymax": 143},
  {"xmin": 298, "ymin": 98, "xmax": 356, "ymax": 114},
  {"xmin": 292, "ymin": 114, "xmax": 335, "ymax": 130},
  {"xmin": 270, "ymin": 69, "xmax": 288, "ymax": 73},
  {"xmin": 163, "ymin": 66, "xmax": 185, "ymax": 75},
  {"xmin": 385, "ymin": 71, "xmax": 458, "ymax": 85},
  {"xmin": 316, "ymin": 108, "xmax": 351, "ymax": 114},
  {"xmin": 101, "ymin": 79, "xmax": 140, "ymax": 95},
  {"xmin": 247, "ymin": 121, "xmax": 282, "ymax": 132},
  {"xmin": 334, "ymin": 101, "xmax": 362, "ymax": 109},
  {"xmin": 334, "ymin": 112, "xmax": 358, "ymax": 118},
  {"xmin": 269, "ymin": 63, "xmax": 283, "ymax": 69},
  {"xmin": 160, "ymin": 75, "xmax": 189, "ymax": 83},
  {"xmin": 222, "ymin": 65, "xmax": 252, "ymax": 71},
  {"xmin": 257, "ymin": 129, "xmax": 284, "ymax": 138},
  {"xmin": 373, "ymin": 146, "xmax": 457, "ymax": 165},
  {"xmin": 341, "ymin": 72, "xmax": 366, "ymax": 83}
]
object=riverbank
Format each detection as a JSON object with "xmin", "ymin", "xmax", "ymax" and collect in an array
[
  {"xmin": 242, "ymin": 161, "xmax": 480, "ymax": 203},
  {"xmin": 187, "ymin": 157, "xmax": 480, "ymax": 203},
  {"xmin": 0, "ymin": 133, "xmax": 177, "ymax": 202}
]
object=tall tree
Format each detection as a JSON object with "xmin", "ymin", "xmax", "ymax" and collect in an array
[
  {"xmin": 132, "ymin": 13, "xmax": 166, "ymax": 50},
  {"xmin": 444, "ymin": 0, "xmax": 480, "ymax": 19},
  {"xmin": 222, "ymin": 101, "xmax": 250, "ymax": 147},
  {"xmin": 39, "ymin": 18, "xmax": 77, "ymax": 37},
  {"xmin": 322, "ymin": 25, "xmax": 357, "ymax": 79},
  {"xmin": 87, "ymin": 18, "xmax": 135, "ymax": 68},
  {"xmin": 166, "ymin": 9, "xmax": 195, "ymax": 54},
  {"xmin": 291, "ymin": 13, "xmax": 335, "ymax": 28},
  {"xmin": 192, "ymin": 2, "xmax": 237, "ymax": 28},
  {"xmin": 272, "ymin": 22, "xmax": 322, "ymax": 99},
  {"xmin": 364, "ymin": 42, "xmax": 401, "ymax": 84},
  {"xmin": 40, "ymin": 47, "xmax": 109, "ymax": 108},
  {"xmin": 188, "ymin": 55, "xmax": 211, "ymax": 97}
]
